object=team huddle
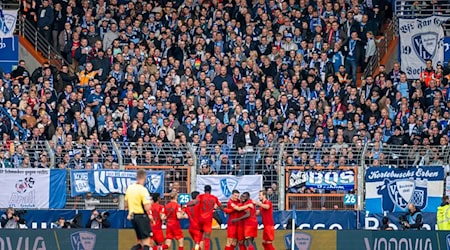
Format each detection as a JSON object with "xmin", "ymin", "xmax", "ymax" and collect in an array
[{"xmin": 125, "ymin": 169, "xmax": 275, "ymax": 250}]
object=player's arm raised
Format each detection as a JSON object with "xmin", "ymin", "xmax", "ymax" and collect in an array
[{"xmin": 233, "ymin": 203, "xmax": 254, "ymax": 211}]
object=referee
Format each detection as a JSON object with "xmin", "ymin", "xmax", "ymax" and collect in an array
[{"xmin": 125, "ymin": 169, "xmax": 153, "ymax": 250}]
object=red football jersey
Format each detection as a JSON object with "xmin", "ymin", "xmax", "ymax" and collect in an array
[
  {"xmin": 226, "ymin": 198, "xmax": 241, "ymax": 225},
  {"xmin": 151, "ymin": 203, "xmax": 164, "ymax": 230},
  {"xmin": 184, "ymin": 200, "xmax": 199, "ymax": 227},
  {"xmin": 260, "ymin": 199, "xmax": 274, "ymax": 226},
  {"xmin": 164, "ymin": 201, "xmax": 182, "ymax": 228},
  {"xmin": 196, "ymin": 193, "xmax": 221, "ymax": 221},
  {"xmin": 243, "ymin": 199, "xmax": 258, "ymax": 226}
]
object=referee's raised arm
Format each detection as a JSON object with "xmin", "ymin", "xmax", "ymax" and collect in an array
[{"xmin": 125, "ymin": 169, "xmax": 153, "ymax": 250}]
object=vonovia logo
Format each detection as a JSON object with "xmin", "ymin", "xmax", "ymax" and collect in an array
[
  {"xmin": 71, "ymin": 231, "xmax": 96, "ymax": 250},
  {"xmin": 412, "ymin": 32, "xmax": 438, "ymax": 62},
  {"xmin": 0, "ymin": 9, "xmax": 16, "ymax": 37},
  {"xmin": 284, "ymin": 232, "xmax": 312, "ymax": 250},
  {"xmin": 220, "ymin": 178, "xmax": 238, "ymax": 197},
  {"xmin": 446, "ymin": 234, "xmax": 450, "ymax": 250},
  {"xmin": 147, "ymin": 174, "xmax": 161, "ymax": 193},
  {"xmin": 377, "ymin": 178, "xmax": 428, "ymax": 212}
]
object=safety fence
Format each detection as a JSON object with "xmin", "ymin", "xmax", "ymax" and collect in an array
[
  {"xmin": 1, "ymin": 142, "xmax": 449, "ymax": 211},
  {"xmin": 1, "ymin": 228, "xmax": 449, "ymax": 249}
]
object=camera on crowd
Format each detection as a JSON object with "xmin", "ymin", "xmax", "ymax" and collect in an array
[
  {"xmin": 398, "ymin": 215, "xmax": 408, "ymax": 229},
  {"xmin": 96, "ymin": 211, "xmax": 109, "ymax": 221},
  {"xmin": 13, "ymin": 210, "xmax": 27, "ymax": 218}
]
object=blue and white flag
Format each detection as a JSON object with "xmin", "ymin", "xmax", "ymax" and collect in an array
[
  {"xmin": 196, "ymin": 175, "xmax": 262, "ymax": 202},
  {"xmin": 365, "ymin": 166, "xmax": 444, "ymax": 213},
  {"xmin": 0, "ymin": 169, "xmax": 66, "ymax": 209},
  {"xmin": 70, "ymin": 170, "xmax": 165, "ymax": 197},
  {"xmin": 0, "ymin": 9, "xmax": 18, "ymax": 39},
  {"xmin": 399, "ymin": 16, "xmax": 450, "ymax": 79}
]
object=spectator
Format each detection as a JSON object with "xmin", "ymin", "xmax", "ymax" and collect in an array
[
  {"xmin": 85, "ymin": 193, "xmax": 100, "ymax": 210},
  {"xmin": 86, "ymin": 209, "xmax": 111, "ymax": 229},
  {"xmin": 1, "ymin": 208, "xmax": 25, "ymax": 229}
]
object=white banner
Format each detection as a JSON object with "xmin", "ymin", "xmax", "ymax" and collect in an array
[
  {"xmin": 399, "ymin": 16, "xmax": 450, "ymax": 79},
  {"xmin": 196, "ymin": 175, "xmax": 262, "ymax": 202},
  {"xmin": 0, "ymin": 169, "xmax": 66, "ymax": 209},
  {"xmin": 0, "ymin": 9, "xmax": 18, "ymax": 39}
]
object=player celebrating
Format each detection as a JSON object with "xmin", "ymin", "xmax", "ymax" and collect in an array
[
  {"xmin": 125, "ymin": 169, "xmax": 153, "ymax": 250},
  {"xmin": 256, "ymin": 190, "xmax": 275, "ymax": 250},
  {"xmin": 195, "ymin": 185, "xmax": 221, "ymax": 250},
  {"xmin": 150, "ymin": 193, "xmax": 168, "ymax": 250},
  {"xmin": 184, "ymin": 191, "xmax": 202, "ymax": 250},
  {"xmin": 232, "ymin": 192, "xmax": 257, "ymax": 250},
  {"xmin": 223, "ymin": 189, "xmax": 248, "ymax": 250},
  {"xmin": 163, "ymin": 192, "xmax": 188, "ymax": 250}
]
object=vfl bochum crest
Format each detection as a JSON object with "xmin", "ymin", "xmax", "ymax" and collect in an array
[
  {"xmin": 220, "ymin": 178, "xmax": 238, "ymax": 198},
  {"xmin": 412, "ymin": 32, "xmax": 438, "ymax": 63},
  {"xmin": 146, "ymin": 174, "xmax": 162, "ymax": 193},
  {"xmin": 0, "ymin": 9, "xmax": 17, "ymax": 39},
  {"xmin": 377, "ymin": 179, "xmax": 428, "ymax": 213}
]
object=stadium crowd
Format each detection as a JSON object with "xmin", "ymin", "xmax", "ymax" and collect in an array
[{"xmin": 0, "ymin": 0, "xmax": 448, "ymax": 195}]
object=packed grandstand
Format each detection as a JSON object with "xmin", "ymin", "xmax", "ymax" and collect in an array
[{"xmin": 1, "ymin": 0, "xmax": 450, "ymax": 243}]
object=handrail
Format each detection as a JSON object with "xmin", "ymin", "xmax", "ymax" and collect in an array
[{"xmin": 18, "ymin": 17, "xmax": 70, "ymax": 69}]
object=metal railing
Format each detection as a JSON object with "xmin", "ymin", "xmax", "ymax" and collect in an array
[
  {"xmin": 2, "ymin": 141, "xmax": 450, "ymax": 210},
  {"xmin": 18, "ymin": 18, "xmax": 69, "ymax": 69},
  {"xmin": 363, "ymin": 21, "xmax": 397, "ymax": 78}
]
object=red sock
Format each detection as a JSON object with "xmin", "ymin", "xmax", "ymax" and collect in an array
[
  {"xmin": 262, "ymin": 243, "xmax": 268, "ymax": 250},
  {"xmin": 162, "ymin": 245, "xmax": 169, "ymax": 250},
  {"xmin": 247, "ymin": 244, "xmax": 255, "ymax": 250},
  {"xmin": 204, "ymin": 238, "xmax": 211, "ymax": 250},
  {"xmin": 268, "ymin": 244, "xmax": 275, "ymax": 250},
  {"xmin": 239, "ymin": 244, "xmax": 246, "ymax": 250},
  {"xmin": 152, "ymin": 246, "xmax": 158, "ymax": 250},
  {"xmin": 179, "ymin": 247, "xmax": 184, "ymax": 250}
]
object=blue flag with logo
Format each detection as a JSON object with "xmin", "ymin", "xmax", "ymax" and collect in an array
[{"xmin": 70, "ymin": 170, "xmax": 165, "ymax": 197}]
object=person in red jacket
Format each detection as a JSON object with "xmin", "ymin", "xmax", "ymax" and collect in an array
[
  {"xmin": 163, "ymin": 192, "xmax": 188, "ymax": 250},
  {"xmin": 420, "ymin": 59, "xmax": 436, "ymax": 87},
  {"xmin": 183, "ymin": 191, "xmax": 202, "ymax": 250},
  {"xmin": 232, "ymin": 192, "xmax": 258, "ymax": 250},
  {"xmin": 150, "ymin": 193, "xmax": 168, "ymax": 250},
  {"xmin": 256, "ymin": 190, "xmax": 275, "ymax": 250}
]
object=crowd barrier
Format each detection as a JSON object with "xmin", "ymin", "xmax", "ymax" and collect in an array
[{"xmin": 2, "ymin": 229, "xmax": 450, "ymax": 250}]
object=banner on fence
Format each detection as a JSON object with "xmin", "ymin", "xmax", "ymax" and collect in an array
[
  {"xmin": 399, "ymin": 16, "xmax": 450, "ymax": 78},
  {"xmin": 70, "ymin": 170, "xmax": 165, "ymax": 197},
  {"xmin": 196, "ymin": 175, "xmax": 262, "ymax": 202},
  {"xmin": 288, "ymin": 169, "xmax": 355, "ymax": 191},
  {"xmin": 365, "ymin": 166, "xmax": 444, "ymax": 213},
  {"xmin": 0, "ymin": 229, "xmax": 118, "ymax": 250},
  {"xmin": 119, "ymin": 229, "xmax": 336, "ymax": 250},
  {"xmin": 0, "ymin": 9, "xmax": 18, "ymax": 39},
  {"xmin": 336, "ymin": 230, "xmax": 450, "ymax": 250},
  {"xmin": 0, "ymin": 169, "xmax": 66, "ymax": 209}
]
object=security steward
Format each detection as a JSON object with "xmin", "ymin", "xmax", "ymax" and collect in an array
[
  {"xmin": 125, "ymin": 169, "xmax": 153, "ymax": 250},
  {"xmin": 402, "ymin": 203, "xmax": 423, "ymax": 230},
  {"xmin": 437, "ymin": 195, "xmax": 450, "ymax": 230}
]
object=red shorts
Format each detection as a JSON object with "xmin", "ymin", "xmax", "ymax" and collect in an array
[
  {"xmin": 237, "ymin": 223, "xmax": 245, "ymax": 241},
  {"xmin": 198, "ymin": 219, "xmax": 212, "ymax": 234},
  {"xmin": 244, "ymin": 225, "xmax": 258, "ymax": 239},
  {"xmin": 227, "ymin": 225, "xmax": 238, "ymax": 239},
  {"xmin": 166, "ymin": 227, "xmax": 183, "ymax": 240},
  {"xmin": 189, "ymin": 227, "xmax": 203, "ymax": 243},
  {"xmin": 262, "ymin": 226, "xmax": 275, "ymax": 241},
  {"xmin": 152, "ymin": 228, "xmax": 165, "ymax": 244}
]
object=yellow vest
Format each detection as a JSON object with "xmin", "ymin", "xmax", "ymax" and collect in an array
[{"xmin": 437, "ymin": 204, "xmax": 450, "ymax": 230}]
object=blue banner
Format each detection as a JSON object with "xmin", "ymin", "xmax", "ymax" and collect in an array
[
  {"xmin": 70, "ymin": 170, "xmax": 164, "ymax": 197},
  {"xmin": 0, "ymin": 35, "xmax": 18, "ymax": 73},
  {"xmin": 50, "ymin": 170, "xmax": 68, "ymax": 208},
  {"xmin": 22, "ymin": 210, "xmax": 358, "ymax": 230},
  {"xmin": 365, "ymin": 166, "xmax": 444, "ymax": 213},
  {"xmin": 289, "ymin": 169, "xmax": 355, "ymax": 191},
  {"xmin": 444, "ymin": 37, "xmax": 450, "ymax": 66}
]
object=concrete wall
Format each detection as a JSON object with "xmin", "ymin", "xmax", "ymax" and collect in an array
[{"xmin": 19, "ymin": 41, "xmax": 42, "ymax": 73}]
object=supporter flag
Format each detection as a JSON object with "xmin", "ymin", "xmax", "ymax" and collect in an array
[
  {"xmin": 0, "ymin": 9, "xmax": 18, "ymax": 39},
  {"xmin": 194, "ymin": 57, "xmax": 201, "ymax": 69}
]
